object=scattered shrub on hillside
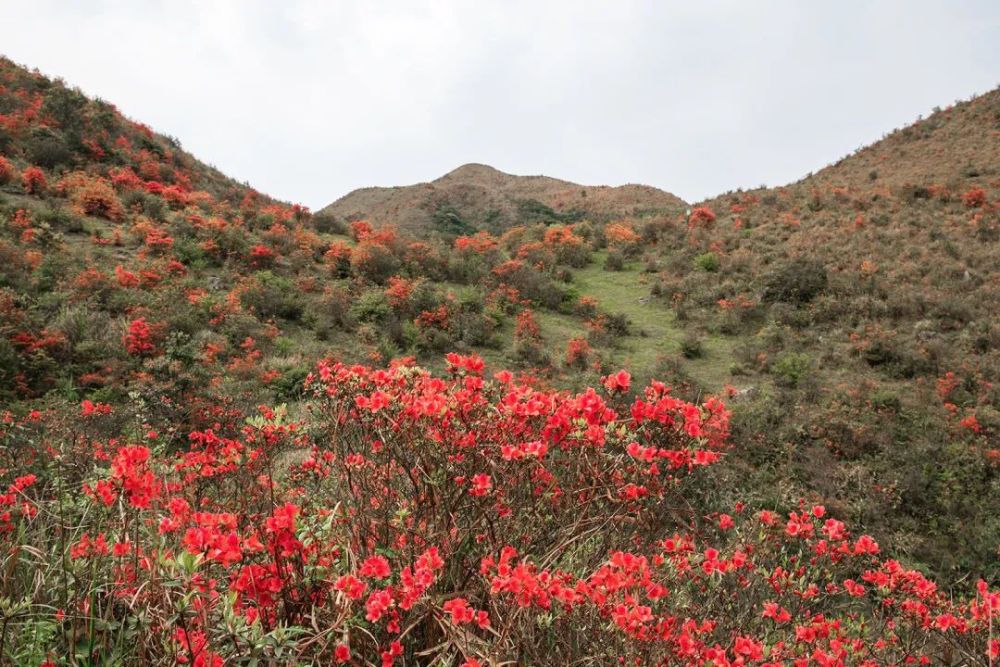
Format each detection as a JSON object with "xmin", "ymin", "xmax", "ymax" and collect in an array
[
  {"xmin": 25, "ymin": 127, "xmax": 72, "ymax": 168},
  {"xmin": 350, "ymin": 240, "xmax": 400, "ymax": 284},
  {"xmin": 565, "ymin": 336, "xmax": 591, "ymax": 369},
  {"xmin": 0, "ymin": 156, "xmax": 16, "ymax": 185},
  {"xmin": 603, "ymin": 311, "xmax": 631, "ymax": 337},
  {"xmin": 490, "ymin": 259, "xmax": 563, "ymax": 309},
  {"xmin": 351, "ymin": 289, "xmax": 391, "ymax": 325},
  {"xmin": 240, "ymin": 272, "xmax": 304, "ymax": 321},
  {"xmin": 771, "ymin": 351, "xmax": 812, "ymax": 388},
  {"xmin": 304, "ymin": 286, "xmax": 355, "ymax": 338},
  {"xmin": 513, "ymin": 337, "xmax": 551, "ymax": 367},
  {"xmin": 432, "ymin": 202, "xmax": 476, "ymax": 236},
  {"xmin": 514, "ymin": 308, "xmax": 540, "ymax": 341},
  {"xmin": 59, "ymin": 172, "xmax": 126, "ymax": 221},
  {"xmin": 38, "ymin": 203, "xmax": 85, "ymax": 234},
  {"xmin": 604, "ymin": 222, "xmax": 641, "ymax": 255},
  {"xmin": 688, "ymin": 205, "xmax": 717, "ymax": 227},
  {"xmin": 604, "ymin": 249, "xmax": 625, "ymax": 271},
  {"xmin": 123, "ymin": 317, "xmax": 157, "ymax": 356},
  {"xmin": 681, "ymin": 332, "xmax": 704, "ymax": 359},
  {"xmin": 694, "ymin": 252, "xmax": 720, "ymax": 272},
  {"xmin": 762, "ymin": 258, "xmax": 827, "ymax": 304},
  {"xmin": 311, "ymin": 210, "xmax": 346, "ymax": 235},
  {"xmin": 453, "ymin": 310, "xmax": 498, "ymax": 348},
  {"xmin": 21, "ymin": 166, "xmax": 47, "ymax": 194},
  {"xmin": 962, "ymin": 186, "xmax": 987, "ymax": 208},
  {"xmin": 543, "ymin": 225, "xmax": 591, "ymax": 267},
  {"xmin": 248, "ymin": 243, "xmax": 277, "ymax": 269}
]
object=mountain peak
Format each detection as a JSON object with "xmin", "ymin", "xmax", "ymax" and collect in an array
[
  {"xmin": 436, "ymin": 163, "xmax": 508, "ymax": 182},
  {"xmin": 323, "ymin": 165, "xmax": 687, "ymax": 231}
]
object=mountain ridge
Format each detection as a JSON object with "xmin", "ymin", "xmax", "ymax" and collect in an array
[{"xmin": 321, "ymin": 161, "xmax": 689, "ymax": 232}]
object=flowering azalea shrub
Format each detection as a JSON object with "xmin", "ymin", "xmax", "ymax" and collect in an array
[
  {"xmin": 123, "ymin": 316, "xmax": 158, "ymax": 356},
  {"xmin": 56, "ymin": 171, "xmax": 126, "ymax": 221},
  {"xmin": 0, "ymin": 155, "xmax": 16, "ymax": 184},
  {"xmin": 689, "ymin": 205, "xmax": 717, "ymax": 227},
  {"xmin": 604, "ymin": 222, "xmax": 642, "ymax": 254},
  {"xmin": 0, "ymin": 356, "xmax": 995, "ymax": 665},
  {"xmin": 962, "ymin": 186, "xmax": 987, "ymax": 208},
  {"xmin": 21, "ymin": 165, "xmax": 47, "ymax": 194}
]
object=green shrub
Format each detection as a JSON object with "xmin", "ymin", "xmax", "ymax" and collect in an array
[
  {"xmin": 693, "ymin": 252, "xmax": 720, "ymax": 272},
  {"xmin": 772, "ymin": 352, "xmax": 812, "ymax": 388},
  {"xmin": 680, "ymin": 333, "xmax": 704, "ymax": 359},
  {"xmin": 311, "ymin": 211, "xmax": 346, "ymax": 235},
  {"xmin": 454, "ymin": 311, "xmax": 496, "ymax": 347},
  {"xmin": 762, "ymin": 258, "xmax": 827, "ymax": 304},
  {"xmin": 241, "ymin": 271, "xmax": 303, "ymax": 321},
  {"xmin": 173, "ymin": 239, "xmax": 208, "ymax": 269},
  {"xmin": 26, "ymin": 128, "xmax": 72, "ymax": 168},
  {"xmin": 122, "ymin": 191, "xmax": 167, "ymax": 221},
  {"xmin": 38, "ymin": 205, "xmax": 84, "ymax": 234},
  {"xmin": 514, "ymin": 339, "xmax": 552, "ymax": 367},
  {"xmin": 273, "ymin": 365, "xmax": 310, "ymax": 400},
  {"xmin": 350, "ymin": 289, "xmax": 390, "ymax": 324},
  {"xmin": 604, "ymin": 251, "xmax": 625, "ymax": 271},
  {"xmin": 604, "ymin": 312, "xmax": 631, "ymax": 337}
]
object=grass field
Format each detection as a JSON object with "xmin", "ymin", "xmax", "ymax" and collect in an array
[{"xmin": 532, "ymin": 254, "xmax": 737, "ymax": 390}]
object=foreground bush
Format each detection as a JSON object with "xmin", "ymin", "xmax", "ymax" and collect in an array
[{"xmin": 0, "ymin": 355, "xmax": 996, "ymax": 665}]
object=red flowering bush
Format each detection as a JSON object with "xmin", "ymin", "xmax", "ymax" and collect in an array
[
  {"xmin": 123, "ymin": 317, "xmax": 157, "ymax": 356},
  {"xmin": 514, "ymin": 308, "xmax": 541, "ymax": 341},
  {"xmin": 543, "ymin": 225, "xmax": 591, "ymax": 267},
  {"xmin": 963, "ymin": 186, "xmax": 987, "ymax": 208},
  {"xmin": 350, "ymin": 240, "xmax": 400, "ymax": 284},
  {"xmin": 0, "ymin": 155, "xmax": 16, "ymax": 185},
  {"xmin": 58, "ymin": 171, "xmax": 126, "ymax": 221},
  {"xmin": 21, "ymin": 165, "xmax": 47, "ymax": 194},
  {"xmin": 0, "ymin": 357, "xmax": 994, "ymax": 665},
  {"xmin": 604, "ymin": 222, "xmax": 641, "ymax": 253},
  {"xmin": 455, "ymin": 231, "xmax": 499, "ymax": 254},
  {"xmin": 323, "ymin": 240, "xmax": 353, "ymax": 277},
  {"xmin": 689, "ymin": 205, "xmax": 717, "ymax": 227},
  {"xmin": 109, "ymin": 166, "xmax": 144, "ymax": 190},
  {"xmin": 248, "ymin": 243, "xmax": 276, "ymax": 268},
  {"xmin": 349, "ymin": 219, "xmax": 374, "ymax": 241},
  {"xmin": 566, "ymin": 335, "xmax": 592, "ymax": 368},
  {"xmin": 384, "ymin": 275, "xmax": 417, "ymax": 311}
]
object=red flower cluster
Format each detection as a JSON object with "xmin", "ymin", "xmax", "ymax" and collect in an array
[
  {"xmin": 21, "ymin": 165, "xmax": 46, "ymax": 194},
  {"xmin": 123, "ymin": 317, "xmax": 157, "ymax": 356},
  {"xmin": 0, "ymin": 356, "xmax": 995, "ymax": 664}
]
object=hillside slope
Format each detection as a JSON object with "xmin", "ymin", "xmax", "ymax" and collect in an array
[
  {"xmin": 0, "ymin": 54, "xmax": 998, "ymax": 666},
  {"xmin": 803, "ymin": 92, "xmax": 1000, "ymax": 190},
  {"xmin": 1, "ymin": 53, "xmax": 997, "ymax": 594},
  {"xmin": 321, "ymin": 162, "xmax": 687, "ymax": 233},
  {"xmin": 641, "ymin": 88, "xmax": 1000, "ymax": 580}
]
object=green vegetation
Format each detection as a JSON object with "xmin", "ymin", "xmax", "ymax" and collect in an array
[{"xmin": 0, "ymin": 54, "xmax": 997, "ymax": 600}]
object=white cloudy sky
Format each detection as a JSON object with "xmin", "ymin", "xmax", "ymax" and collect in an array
[{"xmin": 1, "ymin": 1, "xmax": 997, "ymax": 208}]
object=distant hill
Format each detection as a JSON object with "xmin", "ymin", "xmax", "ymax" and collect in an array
[{"xmin": 320, "ymin": 162, "xmax": 688, "ymax": 233}]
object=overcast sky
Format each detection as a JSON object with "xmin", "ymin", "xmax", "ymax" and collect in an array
[{"xmin": 1, "ymin": 1, "xmax": 998, "ymax": 208}]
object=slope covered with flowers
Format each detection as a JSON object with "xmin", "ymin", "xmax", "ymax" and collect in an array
[
  {"xmin": 0, "ymin": 54, "xmax": 998, "ymax": 664},
  {"xmin": 1, "ymin": 355, "xmax": 997, "ymax": 665}
]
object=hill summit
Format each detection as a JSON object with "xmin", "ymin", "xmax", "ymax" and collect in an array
[{"xmin": 321, "ymin": 162, "xmax": 687, "ymax": 233}]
